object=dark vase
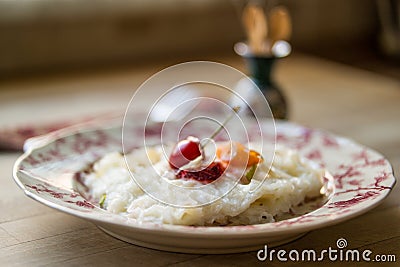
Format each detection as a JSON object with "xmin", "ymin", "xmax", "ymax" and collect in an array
[{"xmin": 241, "ymin": 55, "xmax": 288, "ymax": 120}]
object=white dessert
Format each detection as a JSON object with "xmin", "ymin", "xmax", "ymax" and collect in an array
[{"xmin": 82, "ymin": 144, "xmax": 324, "ymax": 226}]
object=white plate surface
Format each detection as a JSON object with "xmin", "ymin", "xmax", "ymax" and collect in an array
[{"xmin": 13, "ymin": 120, "xmax": 396, "ymax": 253}]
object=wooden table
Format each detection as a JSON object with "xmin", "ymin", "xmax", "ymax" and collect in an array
[{"xmin": 0, "ymin": 54, "xmax": 399, "ymax": 266}]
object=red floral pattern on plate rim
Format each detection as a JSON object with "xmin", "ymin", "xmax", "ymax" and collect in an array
[{"xmin": 13, "ymin": 121, "xmax": 396, "ymax": 233}]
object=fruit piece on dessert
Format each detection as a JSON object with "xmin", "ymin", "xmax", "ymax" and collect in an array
[
  {"xmin": 168, "ymin": 136, "xmax": 203, "ymax": 169},
  {"xmin": 216, "ymin": 141, "xmax": 262, "ymax": 168}
]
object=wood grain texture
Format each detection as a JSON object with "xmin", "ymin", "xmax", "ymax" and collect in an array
[{"xmin": 0, "ymin": 54, "xmax": 399, "ymax": 266}]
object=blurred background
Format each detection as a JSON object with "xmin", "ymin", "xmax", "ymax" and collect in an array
[
  {"xmin": 0, "ymin": 0, "xmax": 399, "ymax": 80},
  {"xmin": 1, "ymin": 1, "xmax": 400, "ymax": 264}
]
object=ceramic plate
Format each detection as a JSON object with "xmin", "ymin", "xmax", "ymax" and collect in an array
[{"xmin": 13, "ymin": 120, "xmax": 396, "ymax": 254}]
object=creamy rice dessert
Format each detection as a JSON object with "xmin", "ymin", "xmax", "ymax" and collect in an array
[{"xmin": 81, "ymin": 141, "xmax": 325, "ymax": 226}]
